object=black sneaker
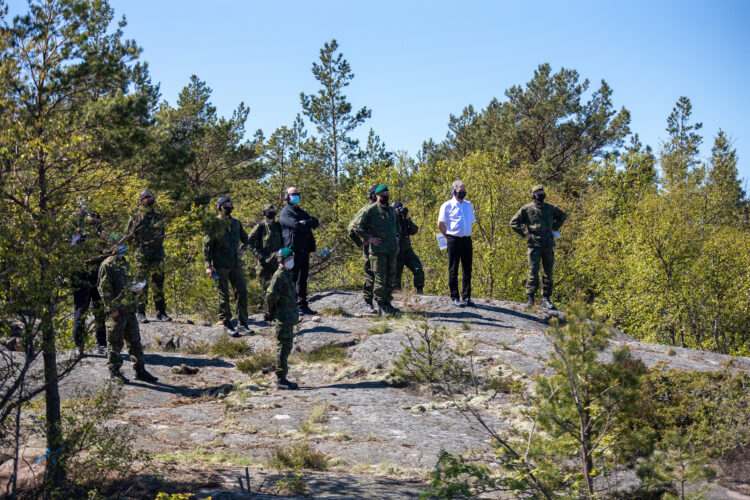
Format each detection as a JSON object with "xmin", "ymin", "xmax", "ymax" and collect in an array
[
  {"xmin": 223, "ymin": 320, "xmax": 239, "ymax": 337},
  {"xmin": 96, "ymin": 344, "xmax": 107, "ymax": 355},
  {"xmin": 237, "ymin": 323, "xmax": 254, "ymax": 335},
  {"xmin": 388, "ymin": 304, "xmax": 402, "ymax": 316},
  {"xmin": 416, "ymin": 288, "xmax": 424, "ymax": 295},
  {"xmin": 135, "ymin": 368, "xmax": 158, "ymax": 383},
  {"xmin": 136, "ymin": 313, "xmax": 149, "ymax": 324},
  {"xmin": 462, "ymin": 298, "xmax": 475, "ymax": 307},
  {"xmin": 363, "ymin": 302, "xmax": 377, "ymax": 315},
  {"xmin": 300, "ymin": 306, "xmax": 316, "ymax": 316},
  {"xmin": 452, "ymin": 298, "xmax": 464, "ymax": 307},
  {"xmin": 156, "ymin": 311, "xmax": 172, "ymax": 322},
  {"xmin": 276, "ymin": 378, "xmax": 299, "ymax": 390},
  {"xmin": 541, "ymin": 297, "xmax": 555, "ymax": 310},
  {"xmin": 525, "ymin": 296, "xmax": 535, "ymax": 309},
  {"xmin": 110, "ymin": 371, "xmax": 128, "ymax": 384}
]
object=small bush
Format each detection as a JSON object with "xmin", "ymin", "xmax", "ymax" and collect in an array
[
  {"xmin": 308, "ymin": 402, "xmax": 331, "ymax": 423},
  {"xmin": 270, "ymin": 442, "xmax": 330, "ymax": 471},
  {"xmin": 298, "ymin": 344, "xmax": 347, "ymax": 364},
  {"xmin": 391, "ymin": 323, "xmax": 467, "ymax": 386},
  {"xmin": 236, "ymin": 347, "xmax": 276, "ymax": 374},
  {"xmin": 367, "ymin": 320, "xmax": 390, "ymax": 335},
  {"xmin": 321, "ymin": 307, "xmax": 346, "ymax": 316},
  {"xmin": 275, "ymin": 468, "xmax": 307, "ymax": 495},
  {"xmin": 484, "ymin": 375, "xmax": 524, "ymax": 395},
  {"xmin": 209, "ymin": 336, "xmax": 253, "ymax": 358}
]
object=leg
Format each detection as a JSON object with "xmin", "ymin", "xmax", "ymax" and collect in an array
[
  {"xmin": 275, "ymin": 323, "xmax": 294, "ymax": 379},
  {"xmin": 293, "ymin": 251, "xmax": 310, "ymax": 308},
  {"xmin": 229, "ymin": 265, "xmax": 248, "ymax": 325},
  {"xmin": 362, "ymin": 248, "xmax": 374, "ymax": 304},
  {"xmin": 133, "ymin": 262, "xmax": 148, "ymax": 315},
  {"xmin": 215, "ymin": 268, "xmax": 232, "ymax": 323},
  {"xmin": 394, "ymin": 256, "xmax": 405, "ymax": 291},
  {"xmin": 526, "ymin": 247, "xmax": 541, "ymax": 297},
  {"xmin": 123, "ymin": 313, "xmax": 145, "ymax": 371},
  {"xmin": 151, "ymin": 264, "xmax": 166, "ymax": 314},
  {"xmin": 460, "ymin": 237, "xmax": 473, "ymax": 300},
  {"xmin": 406, "ymin": 251, "xmax": 425, "ymax": 291},
  {"xmin": 369, "ymin": 253, "xmax": 389, "ymax": 308},
  {"xmin": 541, "ymin": 247, "xmax": 555, "ymax": 298},
  {"xmin": 385, "ymin": 253, "xmax": 397, "ymax": 304},
  {"xmin": 72, "ymin": 279, "xmax": 92, "ymax": 349},
  {"xmin": 446, "ymin": 236, "xmax": 460, "ymax": 300},
  {"xmin": 106, "ymin": 314, "xmax": 126, "ymax": 374},
  {"xmin": 89, "ymin": 284, "xmax": 107, "ymax": 347}
]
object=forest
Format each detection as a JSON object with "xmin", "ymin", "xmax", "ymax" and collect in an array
[{"xmin": 1, "ymin": 0, "xmax": 749, "ymax": 498}]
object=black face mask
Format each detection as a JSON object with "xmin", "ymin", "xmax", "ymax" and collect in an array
[
  {"xmin": 222, "ymin": 206, "xmax": 233, "ymax": 216},
  {"xmin": 456, "ymin": 191, "xmax": 467, "ymax": 200},
  {"xmin": 533, "ymin": 192, "xmax": 546, "ymax": 203},
  {"xmin": 265, "ymin": 210, "xmax": 276, "ymax": 219},
  {"xmin": 379, "ymin": 196, "xmax": 390, "ymax": 205}
]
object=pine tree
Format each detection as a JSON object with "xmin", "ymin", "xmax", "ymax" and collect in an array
[
  {"xmin": 705, "ymin": 129, "xmax": 744, "ymax": 224},
  {"xmin": 660, "ymin": 96, "xmax": 703, "ymax": 191}
]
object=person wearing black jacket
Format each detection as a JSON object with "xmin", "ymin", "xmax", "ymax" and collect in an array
[{"xmin": 279, "ymin": 187, "xmax": 319, "ymax": 315}]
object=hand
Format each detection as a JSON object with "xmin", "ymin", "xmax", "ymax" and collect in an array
[
  {"xmin": 299, "ymin": 220, "xmax": 306, "ymax": 226},
  {"xmin": 367, "ymin": 237, "xmax": 382, "ymax": 246},
  {"xmin": 109, "ymin": 310, "xmax": 119, "ymax": 319},
  {"xmin": 525, "ymin": 233, "xmax": 533, "ymax": 241},
  {"xmin": 205, "ymin": 267, "xmax": 215, "ymax": 278}
]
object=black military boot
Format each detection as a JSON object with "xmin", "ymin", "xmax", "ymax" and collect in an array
[
  {"xmin": 363, "ymin": 301, "xmax": 377, "ymax": 315},
  {"xmin": 525, "ymin": 295, "xmax": 535, "ymax": 308},
  {"xmin": 237, "ymin": 323, "xmax": 254, "ymax": 335},
  {"xmin": 416, "ymin": 288, "xmax": 424, "ymax": 295},
  {"xmin": 156, "ymin": 310, "xmax": 172, "ymax": 322},
  {"xmin": 541, "ymin": 296, "xmax": 555, "ymax": 310},
  {"xmin": 224, "ymin": 320, "xmax": 239, "ymax": 337},
  {"xmin": 109, "ymin": 370, "xmax": 129, "ymax": 385},
  {"xmin": 276, "ymin": 377, "xmax": 299, "ymax": 390},
  {"xmin": 134, "ymin": 365, "xmax": 158, "ymax": 383},
  {"xmin": 136, "ymin": 312, "xmax": 149, "ymax": 324}
]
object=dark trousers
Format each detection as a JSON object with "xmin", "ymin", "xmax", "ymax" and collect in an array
[
  {"xmin": 72, "ymin": 270, "xmax": 106, "ymax": 348},
  {"xmin": 447, "ymin": 235, "xmax": 472, "ymax": 300},
  {"xmin": 292, "ymin": 250, "xmax": 310, "ymax": 307},
  {"xmin": 526, "ymin": 246, "xmax": 555, "ymax": 297}
]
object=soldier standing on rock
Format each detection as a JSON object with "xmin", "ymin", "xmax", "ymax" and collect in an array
[
  {"xmin": 98, "ymin": 243, "xmax": 158, "ymax": 384},
  {"xmin": 203, "ymin": 196, "xmax": 252, "ymax": 337},
  {"xmin": 509, "ymin": 185, "xmax": 567, "ymax": 310},
  {"xmin": 393, "ymin": 201, "xmax": 424, "ymax": 294},
  {"xmin": 126, "ymin": 189, "xmax": 171, "ymax": 323},
  {"xmin": 248, "ymin": 203, "xmax": 283, "ymax": 319},
  {"xmin": 266, "ymin": 248, "xmax": 300, "ymax": 390},
  {"xmin": 349, "ymin": 185, "xmax": 400, "ymax": 316},
  {"xmin": 70, "ymin": 200, "xmax": 108, "ymax": 355},
  {"xmin": 347, "ymin": 185, "xmax": 378, "ymax": 315}
]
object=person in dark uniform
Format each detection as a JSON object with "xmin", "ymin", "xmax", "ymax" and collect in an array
[{"xmin": 279, "ymin": 187, "xmax": 319, "ymax": 315}]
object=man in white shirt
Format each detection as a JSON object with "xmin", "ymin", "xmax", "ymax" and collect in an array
[{"xmin": 438, "ymin": 180, "xmax": 476, "ymax": 307}]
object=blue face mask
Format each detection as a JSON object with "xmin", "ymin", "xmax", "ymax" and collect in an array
[
  {"xmin": 117, "ymin": 245, "xmax": 128, "ymax": 255},
  {"xmin": 289, "ymin": 195, "xmax": 300, "ymax": 205}
]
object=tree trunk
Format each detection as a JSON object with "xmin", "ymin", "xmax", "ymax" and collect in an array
[{"xmin": 42, "ymin": 301, "xmax": 65, "ymax": 493}]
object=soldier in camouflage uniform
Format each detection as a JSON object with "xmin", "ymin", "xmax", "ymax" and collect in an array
[
  {"xmin": 204, "ymin": 196, "xmax": 252, "ymax": 337},
  {"xmin": 126, "ymin": 190, "xmax": 170, "ymax": 323},
  {"xmin": 393, "ymin": 201, "xmax": 424, "ymax": 293},
  {"xmin": 349, "ymin": 185, "xmax": 400, "ymax": 316},
  {"xmin": 247, "ymin": 203, "xmax": 283, "ymax": 308},
  {"xmin": 509, "ymin": 185, "xmax": 567, "ymax": 310},
  {"xmin": 98, "ymin": 244, "xmax": 158, "ymax": 384},
  {"xmin": 347, "ymin": 185, "xmax": 378, "ymax": 314},
  {"xmin": 266, "ymin": 248, "xmax": 299, "ymax": 390}
]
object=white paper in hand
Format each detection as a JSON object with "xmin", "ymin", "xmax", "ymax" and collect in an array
[{"xmin": 436, "ymin": 233, "xmax": 447, "ymax": 250}]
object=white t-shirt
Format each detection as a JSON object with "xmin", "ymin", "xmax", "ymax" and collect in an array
[{"xmin": 438, "ymin": 198, "xmax": 475, "ymax": 237}]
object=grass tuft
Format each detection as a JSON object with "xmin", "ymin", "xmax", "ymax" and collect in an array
[
  {"xmin": 298, "ymin": 344, "xmax": 347, "ymax": 364},
  {"xmin": 367, "ymin": 320, "xmax": 390, "ymax": 335},
  {"xmin": 235, "ymin": 347, "xmax": 276, "ymax": 374},
  {"xmin": 270, "ymin": 442, "xmax": 330, "ymax": 471}
]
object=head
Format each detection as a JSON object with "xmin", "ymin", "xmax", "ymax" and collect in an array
[
  {"xmin": 368, "ymin": 184, "xmax": 378, "ymax": 203},
  {"xmin": 138, "ymin": 189, "xmax": 155, "ymax": 207},
  {"xmin": 86, "ymin": 210, "xmax": 102, "ymax": 226},
  {"xmin": 374, "ymin": 185, "xmax": 390, "ymax": 205},
  {"xmin": 452, "ymin": 180, "xmax": 467, "ymax": 201},
  {"xmin": 393, "ymin": 201, "xmax": 407, "ymax": 218},
  {"xmin": 286, "ymin": 187, "xmax": 300, "ymax": 205},
  {"xmin": 262, "ymin": 203, "xmax": 277, "ymax": 220},
  {"xmin": 217, "ymin": 196, "xmax": 233, "ymax": 216},
  {"xmin": 278, "ymin": 248, "xmax": 294, "ymax": 270},
  {"xmin": 531, "ymin": 185, "xmax": 546, "ymax": 203}
]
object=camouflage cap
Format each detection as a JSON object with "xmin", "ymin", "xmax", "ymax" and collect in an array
[
  {"xmin": 138, "ymin": 189, "xmax": 154, "ymax": 200},
  {"xmin": 217, "ymin": 195, "xmax": 231, "ymax": 210},
  {"xmin": 392, "ymin": 201, "xmax": 404, "ymax": 210},
  {"xmin": 531, "ymin": 184, "xmax": 545, "ymax": 193},
  {"xmin": 368, "ymin": 184, "xmax": 379, "ymax": 196},
  {"xmin": 262, "ymin": 203, "xmax": 276, "ymax": 214}
]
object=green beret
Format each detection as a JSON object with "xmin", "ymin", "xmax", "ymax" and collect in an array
[
  {"xmin": 278, "ymin": 248, "xmax": 294, "ymax": 260},
  {"xmin": 374, "ymin": 185, "xmax": 389, "ymax": 194},
  {"xmin": 531, "ymin": 184, "xmax": 545, "ymax": 193}
]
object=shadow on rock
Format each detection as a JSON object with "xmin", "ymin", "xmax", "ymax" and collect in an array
[
  {"xmin": 296, "ymin": 325, "xmax": 350, "ymax": 336},
  {"xmin": 143, "ymin": 353, "xmax": 234, "ymax": 368},
  {"xmin": 309, "ymin": 380, "xmax": 389, "ymax": 391}
]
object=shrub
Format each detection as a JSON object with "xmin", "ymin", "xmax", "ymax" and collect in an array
[
  {"xmin": 298, "ymin": 344, "xmax": 347, "ymax": 364},
  {"xmin": 270, "ymin": 442, "xmax": 330, "ymax": 471},
  {"xmin": 235, "ymin": 347, "xmax": 276, "ymax": 374},
  {"xmin": 391, "ymin": 323, "xmax": 467, "ymax": 386}
]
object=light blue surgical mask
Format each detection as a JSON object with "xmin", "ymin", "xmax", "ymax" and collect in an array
[
  {"xmin": 289, "ymin": 196, "xmax": 300, "ymax": 205},
  {"xmin": 284, "ymin": 258, "xmax": 294, "ymax": 270}
]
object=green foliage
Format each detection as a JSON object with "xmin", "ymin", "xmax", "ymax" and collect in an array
[
  {"xmin": 235, "ymin": 347, "xmax": 276, "ymax": 375},
  {"xmin": 207, "ymin": 336, "xmax": 253, "ymax": 358},
  {"xmin": 298, "ymin": 344, "xmax": 347, "ymax": 364},
  {"xmin": 367, "ymin": 320, "xmax": 391, "ymax": 335},
  {"xmin": 391, "ymin": 323, "xmax": 467, "ymax": 386},
  {"xmin": 275, "ymin": 468, "xmax": 307, "ymax": 496},
  {"xmin": 270, "ymin": 442, "xmax": 330, "ymax": 471}
]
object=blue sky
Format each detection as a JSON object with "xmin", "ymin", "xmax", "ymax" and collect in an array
[{"xmin": 9, "ymin": 0, "xmax": 750, "ymax": 180}]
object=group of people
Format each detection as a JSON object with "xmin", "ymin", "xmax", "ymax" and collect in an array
[{"xmin": 71, "ymin": 181, "xmax": 566, "ymax": 389}]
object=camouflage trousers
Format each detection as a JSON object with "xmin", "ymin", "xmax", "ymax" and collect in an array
[
  {"xmin": 133, "ymin": 260, "xmax": 166, "ymax": 315},
  {"xmin": 395, "ymin": 249, "xmax": 425, "ymax": 291},
  {"xmin": 526, "ymin": 246, "xmax": 555, "ymax": 297},
  {"xmin": 106, "ymin": 311, "xmax": 145, "ymax": 374},
  {"xmin": 275, "ymin": 323, "xmax": 295, "ymax": 379},
  {"xmin": 362, "ymin": 247, "xmax": 375, "ymax": 304},
  {"xmin": 216, "ymin": 266, "xmax": 248, "ymax": 324},
  {"xmin": 257, "ymin": 262, "xmax": 277, "ymax": 295},
  {"xmin": 369, "ymin": 252, "xmax": 397, "ymax": 307}
]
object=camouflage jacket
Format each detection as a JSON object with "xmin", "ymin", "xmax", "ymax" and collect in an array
[
  {"xmin": 203, "ymin": 216, "xmax": 249, "ymax": 270},
  {"xmin": 248, "ymin": 220, "xmax": 283, "ymax": 269},
  {"xmin": 349, "ymin": 203, "xmax": 399, "ymax": 256},
  {"xmin": 509, "ymin": 202, "xmax": 567, "ymax": 248},
  {"xmin": 126, "ymin": 207, "xmax": 165, "ymax": 262},
  {"xmin": 266, "ymin": 267, "xmax": 299, "ymax": 324},
  {"xmin": 395, "ymin": 216, "xmax": 418, "ymax": 256},
  {"xmin": 98, "ymin": 254, "xmax": 137, "ymax": 315}
]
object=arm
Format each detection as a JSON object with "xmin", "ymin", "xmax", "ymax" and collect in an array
[
  {"xmin": 266, "ymin": 278, "xmax": 279, "ymax": 319},
  {"xmin": 154, "ymin": 212, "xmax": 166, "ymax": 242},
  {"xmin": 203, "ymin": 234, "xmax": 215, "ymax": 274},
  {"xmin": 306, "ymin": 215, "xmax": 319, "ymax": 229},
  {"xmin": 509, "ymin": 207, "xmax": 527, "ymax": 238},
  {"xmin": 551, "ymin": 206, "xmax": 567, "ymax": 231},
  {"xmin": 350, "ymin": 208, "xmax": 374, "ymax": 244},
  {"xmin": 279, "ymin": 206, "xmax": 301, "ymax": 230},
  {"xmin": 406, "ymin": 218, "xmax": 419, "ymax": 236},
  {"xmin": 437, "ymin": 203, "xmax": 448, "ymax": 236},
  {"xmin": 247, "ymin": 223, "xmax": 263, "ymax": 258},
  {"xmin": 348, "ymin": 207, "xmax": 365, "ymax": 247}
]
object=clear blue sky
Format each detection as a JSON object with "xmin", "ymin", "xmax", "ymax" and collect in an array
[{"xmin": 9, "ymin": 0, "xmax": 750, "ymax": 181}]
